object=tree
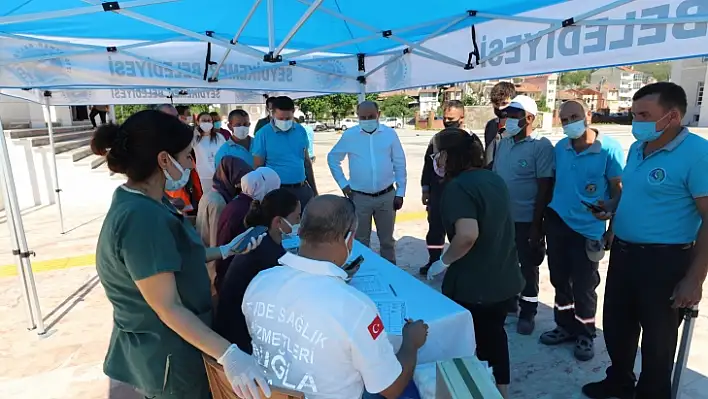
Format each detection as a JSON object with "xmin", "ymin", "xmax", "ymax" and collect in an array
[
  {"xmin": 536, "ymin": 95, "xmax": 551, "ymax": 113},
  {"xmin": 295, "ymin": 93, "xmax": 378, "ymax": 122},
  {"xmin": 295, "ymin": 96, "xmax": 330, "ymax": 120},
  {"xmin": 115, "ymin": 105, "xmax": 149, "ymax": 123},
  {"xmin": 462, "ymin": 94, "xmax": 482, "ymax": 106},
  {"xmin": 379, "ymin": 95, "xmax": 413, "ymax": 119},
  {"xmin": 560, "ymin": 71, "xmax": 592, "ymax": 87}
]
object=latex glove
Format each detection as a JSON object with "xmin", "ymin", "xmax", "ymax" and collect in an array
[
  {"xmin": 218, "ymin": 344, "xmax": 271, "ymax": 399},
  {"xmin": 219, "ymin": 227, "xmax": 266, "ymax": 259},
  {"xmin": 426, "ymin": 258, "xmax": 449, "ymax": 280}
]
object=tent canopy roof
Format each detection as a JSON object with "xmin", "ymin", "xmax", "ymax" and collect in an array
[{"xmin": 0, "ymin": 0, "xmax": 563, "ymax": 55}]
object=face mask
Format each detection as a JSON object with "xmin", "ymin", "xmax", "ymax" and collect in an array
[
  {"xmin": 359, "ymin": 119, "xmax": 379, "ymax": 132},
  {"xmin": 443, "ymin": 120, "xmax": 461, "ymax": 129},
  {"xmin": 280, "ymin": 217, "xmax": 300, "ymax": 236},
  {"xmin": 199, "ymin": 122, "xmax": 213, "ymax": 132},
  {"xmin": 562, "ymin": 120, "xmax": 586, "ymax": 139},
  {"xmin": 504, "ymin": 118, "xmax": 523, "ymax": 136},
  {"xmin": 274, "ymin": 119, "xmax": 293, "ymax": 131},
  {"xmin": 233, "ymin": 126, "xmax": 250, "ymax": 139},
  {"xmin": 164, "ymin": 156, "xmax": 191, "ymax": 191},
  {"xmin": 343, "ymin": 232, "xmax": 353, "ymax": 266},
  {"xmin": 213, "ymin": 121, "xmax": 222, "ymax": 129},
  {"xmin": 632, "ymin": 113, "xmax": 670, "ymax": 143},
  {"xmin": 433, "ymin": 153, "xmax": 445, "ymax": 177}
]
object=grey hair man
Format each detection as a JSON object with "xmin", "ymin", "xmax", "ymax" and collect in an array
[
  {"xmin": 156, "ymin": 103, "xmax": 178, "ymax": 117},
  {"xmin": 242, "ymin": 194, "xmax": 428, "ymax": 399}
]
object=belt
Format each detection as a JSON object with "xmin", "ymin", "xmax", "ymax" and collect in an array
[
  {"xmin": 281, "ymin": 181, "xmax": 307, "ymax": 188},
  {"xmin": 352, "ymin": 185, "xmax": 394, "ymax": 197},
  {"xmin": 614, "ymin": 237, "xmax": 694, "ymax": 251}
]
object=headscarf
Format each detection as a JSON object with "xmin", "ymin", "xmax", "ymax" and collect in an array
[
  {"xmin": 213, "ymin": 156, "xmax": 253, "ymax": 203},
  {"xmin": 241, "ymin": 167, "xmax": 281, "ymax": 201}
]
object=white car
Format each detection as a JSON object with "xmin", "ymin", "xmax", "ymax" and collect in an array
[
  {"xmin": 303, "ymin": 120, "xmax": 326, "ymax": 131},
  {"xmin": 338, "ymin": 118, "xmax": 357, "ymax": 130},
  {"xmin": 382, "ymin": 117, "xmax": 402, "ymax": 128}
]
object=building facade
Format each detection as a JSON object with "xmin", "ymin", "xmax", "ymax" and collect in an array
[
  {"xmin": 590, "ymin": 66, "xmax": 646, "ymax": 110},
  {"xmin": 0, "ymin": 95, "xmax": 77, "ymax": 129},
  {"xmin": 670, "ymin": 57, "xmax": 708, "ymax": 127}
]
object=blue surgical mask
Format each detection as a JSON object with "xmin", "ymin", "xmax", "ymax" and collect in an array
[
  {"xmin": 274, "ymin": 119, "xmax": 293, "ymax": 131},
  {"xmin": 164, "ymin": 156, "xmax": 191, "ymax": 191},
  {"xmin": 562, "ymin": 120, "xmax": 586, "ymax": 139},
  {"xmin": 631, "ymin": 113, "xmax": 670, "ymax": 142},
  {"xmin": 359, "ymin": 119, "xmax": 379, "ymax": 133},
  {"xmin": 213, "ymin": 121, "xmax": 222, "ymax": 129},
  {"xmin": 503, "ymin": 118, "xmax": 522, "ymax": 137}
]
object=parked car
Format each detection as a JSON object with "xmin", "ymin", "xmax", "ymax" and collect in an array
[
  {"xmin": 303, "ymin": 120, "xmax": 326, "ymax": 131},
  {"xmin": 382, "ymin": 117, "xmax": 402, "ymax": 128},
  {"xmin": 338, "ymin": 118, "xmax": 357, "ymax": 130}
]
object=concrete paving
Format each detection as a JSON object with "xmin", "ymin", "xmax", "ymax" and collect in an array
[{"xmin": 2, "ymin": 125, "xmax": 708, "ymax": 398}]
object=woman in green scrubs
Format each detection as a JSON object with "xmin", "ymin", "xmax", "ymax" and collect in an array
[{"xmin": 91, "ymin": 110, "xmax": 272, "ymax": 399}]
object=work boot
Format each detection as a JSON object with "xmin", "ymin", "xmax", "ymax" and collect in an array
[
  {"xmin": 539, "ymin": 326, "xmax": 575, "ymax": 345},
  {"xmin": 419, "ymin": 262, "xmax": 432, "ymax": 276},
  {"xmin": 581, "ymin": 379, "xmax": 635, "ymax": 399},
  {"xmin": 516, "ymin": 317, "xmax": 535, "ymax": 335},
  {"xmin": 574, "ymin": 336, "xmax": 595, "ymax": 361}
]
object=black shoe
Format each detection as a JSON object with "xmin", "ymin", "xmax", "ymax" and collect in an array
[
  {"xmin": 539, "ymin": 326, "xmax": 575, "ymax": 345},
  {"xmin": 582, "ymin": 379, "xmax": 635, "ymax": 399},
  {"xmin": 574, "ymin": 336, "xmax": 595, "ymax": 361},
  {"xmin": 419, "ymin": 262, "xmax": 432, "ymax": 276},
  {"xmin": 517, "ymin": 317, "xmax": 535, "ymax": 335}
]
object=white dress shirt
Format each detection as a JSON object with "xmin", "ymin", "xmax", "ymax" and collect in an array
[
  {"xmin": 243, "ymin": 252, "xmax": 402, "ymax": 398},
  {"xmin": 327, "ymin": 124, "xmax": 407, "ymax": 196}
]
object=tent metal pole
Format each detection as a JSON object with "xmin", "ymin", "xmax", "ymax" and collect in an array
[
  {"xmin": 109, "ymin": 105, "xmax": 117, "ymax": 123},
  {"xmin": 0, "ymin": 160, "xmax": 35, "ymax": 330},
  {"xmin": 41, "ymin": 94, "xmax": 65, "ymax": 234},
  {"xmin": 672, "ymin": 306, "xmax": 699, "ymax": 399},
  {"xmin": 272, "ymin": 0, "xmax": 324, "ymax": 58},
  {"xmin": 357, "ymin": 78, "xmax": 366, "ymax": 103},
  {"xmin": 210, "ymin": 0, "xmax": 263, "ymax": 81},
  {"xmin": 267, "ymin": 0, "xmax": 275, "ymax": 52},
  {"xmin": 0, "ymin": 0, "xmax": 175, "ymax": 26},
  {"xmin": 0, "ymin": 118, "xmax": 45, "ymax": 335}
]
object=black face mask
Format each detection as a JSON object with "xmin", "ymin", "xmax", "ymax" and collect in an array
[
  {"xmin": 493, "ymin": 108, "xmax": 505, "ymax": 118},
  {"xmin": 443, "ymin": 120, "xmax": 461, "ymax": 128}
]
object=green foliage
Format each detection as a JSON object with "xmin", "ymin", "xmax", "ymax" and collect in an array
[
  {"xmin": 560, "ymin": 71, "xmax": 592, "ymax": 87},
  {"xmin": 536, "ymin": 95, "xmax": 551, "ymax": 112},
  {"xmin": 379, "ymin": 95, "xmax": 413, "ymax": 118},
  {"xmin": 632, "ymin": 62, "xmax": 670, "ymax": 82},
  {"xmin": 462, "ymin": 94, "xmax": 482, "ymax": 106},
  {"xmin": 294, "ymin": 93, "xmax": 379, "ymax": 121},
  {"xmin": 114, "ymin": 105, "xmax": 149, "ymax": 123}
]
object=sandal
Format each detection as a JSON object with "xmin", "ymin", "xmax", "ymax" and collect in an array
[
  {"xmin": 539, "ymin": 326, "xmax": 575, "ymax": 345},
  {"xmin": 574, "ymin": 336, "xmax": 595, "ymax": 361}
]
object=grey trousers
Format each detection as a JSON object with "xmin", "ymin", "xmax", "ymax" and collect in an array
[{"xmin": 352, "ymin": 189, "xmax": 397, "ymax": 264}]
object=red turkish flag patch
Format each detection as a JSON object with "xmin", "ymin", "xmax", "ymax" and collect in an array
[{"xmin": 368, "ymin": 315, "xmax": 384, "ymax": 340}]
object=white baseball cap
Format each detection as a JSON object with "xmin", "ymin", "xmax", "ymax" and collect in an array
[{"xmin": 508, "ymin": 95, "xmax": 538, "ymax": 116}]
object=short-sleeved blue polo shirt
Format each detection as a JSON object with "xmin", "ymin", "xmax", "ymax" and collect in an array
[
  {"xmin": 492, "ymin": 133, "xmax": 555, "ymax": 223},
  {"xmin": 613, "ymin": 129, "xmax": 708, "ymax": 244},
  {"xmin": 214, "ymin": 139, "xmax": 254, "ymax": 169},
  {"xmin": 251, "ymin": 122, "xmax": 310, "ymax": 184},
  {"xmin": 548, "ymin": 133, "xmax": 625, "ymax": 241}
]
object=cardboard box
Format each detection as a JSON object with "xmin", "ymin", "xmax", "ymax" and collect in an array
[{"xmin": 436, "ymin": 356, "xmax": 502, "ymax": 399}]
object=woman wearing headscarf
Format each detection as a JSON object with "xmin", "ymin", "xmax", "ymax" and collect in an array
[
  {"xmin": 214, "ymin": 167, "xmax": 281, "ymax": 290},
  {"xmin": 425, "ymin": 128, "xmax": 524, "ymax": 399},
  {"xmin": 194, "ymin": 112, "xmax": 226, "ymax": 191},
  {"xmin": 90, "ymin": 110, "xmax": 271, "ymax": 399},
  {"xmin": 196, "ymin": 156, "xmax": 253, "ymax": 293}
]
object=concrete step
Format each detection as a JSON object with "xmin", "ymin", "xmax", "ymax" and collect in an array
[
  {"xmin": 58, "ymin": 145, "xmax": 93, "ymax": 162},
  {"xmin": 93, "ymin": 163, "xmax": 125, "ymax": 180},
  {"xmin": 6, "ymin": 125, "xmax": 92, "ymax": 139},
  {"xmin": 28, "ymin": 130, "xmax": 93, "ymax": 147},
  {"xmin": 54, "ymin": 137, "xmax": 92, "ymax": 155},
  {"xmin": 76, "ymin": 154, "xmax": 106, "ymax": 170}
]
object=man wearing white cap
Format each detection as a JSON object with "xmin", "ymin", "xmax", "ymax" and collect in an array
[{"xmin": 492, "ymin": 95, "xmax": 555, "ymax": 335}]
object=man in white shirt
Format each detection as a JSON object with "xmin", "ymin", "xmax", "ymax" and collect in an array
[
  {"xmin": 243, "ymin": 195, "xmax": 428, "ymax": 399},
  {"xmin": 327, "ymin": 101, "xmax": 407, "ymax": 264}
]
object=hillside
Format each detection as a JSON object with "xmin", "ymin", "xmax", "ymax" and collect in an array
[{"xmin": 632, "ymin": 62, "xmax": 671, "ymax": 81}]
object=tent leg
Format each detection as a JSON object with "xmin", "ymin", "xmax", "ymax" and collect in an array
[
  {"xmin": 41, "ymin": 95, "xmax": 65, "ymax": 234},
  {"xmin": 108, "ymin": 105, "xmax": 117, "ymax": 124},
  {"xmin": 357, "ymin": 83, "xmax": 366, "ymax": 103},
  {"xmin": 0, "ymin": 118, "xmax": 45, "ymax": 335},
  {"xmin": 672, "ymin": 307, "xmax": 698, "ymax": 399}
]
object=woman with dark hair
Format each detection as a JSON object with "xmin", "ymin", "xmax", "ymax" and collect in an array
[
  {"xmin": 91, "ymin": 110, "xmax": 271, "ymax": 399},
  {"xmin": 194, "ymin": 111, "xmax": 226, "ymax": 192},
  {"xmin": 210, "ymin": 111, "xmax": 231, "ymax": 140},
  {"xmin": 196, "ymin": 156, "xmax": 253, "ymax": 294},
  {"xmin": 214, "ymin": 188, "xmax": 301, "ymax": 352},
  {"xmin": 425, "ymin": 128, "xmax": 523, "ymax": 399}
]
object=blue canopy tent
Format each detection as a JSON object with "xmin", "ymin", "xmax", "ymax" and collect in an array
[{"xmin": 0, "ymin": 1, "xmax": 706, "ymax": 396}]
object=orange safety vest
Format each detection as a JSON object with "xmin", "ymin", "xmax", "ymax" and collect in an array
[{"xmin": 165, "ymin": 169, "xmax": 203, "ymax": 214}]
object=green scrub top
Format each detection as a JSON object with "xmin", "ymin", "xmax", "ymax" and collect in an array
[{"xmin": 96, "ymin": 186, "xmax": 212, "ymax": 397}]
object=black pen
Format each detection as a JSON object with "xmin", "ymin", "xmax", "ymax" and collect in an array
[{"xmin": 389, "ymin": 284, "xmax": 397, "ymax": 297}]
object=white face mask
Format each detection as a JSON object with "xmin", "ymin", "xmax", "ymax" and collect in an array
[
  {"xmin": 280, "ymin": 217, "xmax": 300, "ymax": 236},
  {"xmin": 164, "ymin": 156, "xmax": 191, "ymax": 191},
  {"xmin": 359, "ymin": 119, "xmax": 379, "ymax": 133},
  {"xmin": 274, "ymin": 119, "xmax": 293, "ymax": 131},
  {"xmin": 503, "ymin": 118, "xmax": 523, "ymax": 136},
  {"xmin": 199, "ymin": 122, "xmax": 213, "ymax": 132},
  {"xmin": 233, "ymin": 126, "xmax": 250, "ymax": 139},
  {"xmin": 343, "ymin": 231, "xmax": 353, "ymax": 266}
]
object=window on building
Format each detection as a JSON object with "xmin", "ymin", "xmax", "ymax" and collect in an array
[
  {"xmin": 698, "ymin": 82, "xmax": 704, "ymax": 106},
  {"xmin": 695, "ymin": 114, "xmax": 700, "ymax": 123},
  {"xmin": 633, "ymin": 82, "xmax": 642, "ymax": 89}
]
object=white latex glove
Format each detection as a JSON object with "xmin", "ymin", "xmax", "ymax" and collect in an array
[
  {"xmin": 218, "ymin": 344, "xmax": 272, "ymax": 399},
  {"xmin": 219, "ymin": 227, "xmax": 266, "ymax": 259},
  {"xmin": 426, "ymin": 258, "xmax": 449, "ymax": 280}
]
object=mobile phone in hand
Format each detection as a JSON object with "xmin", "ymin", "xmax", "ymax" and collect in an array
[
  {"xmin": 232, "ymin": 225, "xmax": 268, "ymax": 254},
  {"xmin": 344, "ymin": 255, "xmax": 364, "ymax": 281},
  {"xmin": 581, "ymin": 200, "xmax": 606, "ymax": 213}
]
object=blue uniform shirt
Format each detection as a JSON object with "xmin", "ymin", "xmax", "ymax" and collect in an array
[
  {"xmin": 303, "ymin": 125, "xmax": 315, "ymax": 158},
  {"xmin": 549, "ymin": 133, "xmax": 625, "ymax": 241},
  {"xmin": 613, "ymin": 129, "xmax": 708, "ymax": 244},
  {"xmin": 251, "ymin": 122, "xmax": 310, "ymax": 184},
  {"xmin": 215, "ymin": 139, "xmax": 254, "ymax": 169}
]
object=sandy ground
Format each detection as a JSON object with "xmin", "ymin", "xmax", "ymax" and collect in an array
[{"xmin": 2, "ymin": 125, "xmax": 708, "ymax": 398}]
